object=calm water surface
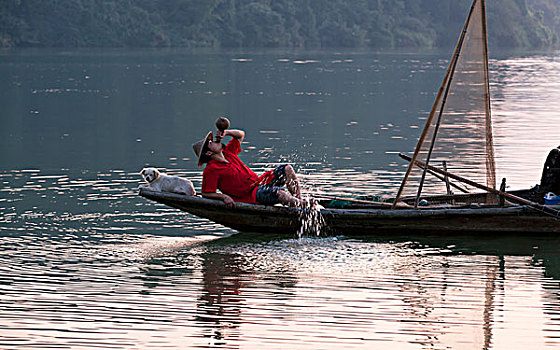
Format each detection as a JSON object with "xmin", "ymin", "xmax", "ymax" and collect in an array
[{"xmin": 1, "ymin": 48, "xmax": 560, "ymax": 349}]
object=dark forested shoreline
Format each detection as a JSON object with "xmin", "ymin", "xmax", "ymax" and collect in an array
[{"xmin": 1, "ymin": 0, "xmax": 558, "ymax": 49}]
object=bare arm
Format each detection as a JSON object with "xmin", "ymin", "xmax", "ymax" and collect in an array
[
  {"xmin": 201, "ymin": 192, "xmax": 235, "ymax": 208},
  {"xmin": 220, "ymin": 129, "xmax": 245, "ymax": 143}
]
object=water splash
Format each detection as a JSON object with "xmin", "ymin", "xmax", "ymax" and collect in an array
[{"xmin": 297, "ymin": 195, "xmax": 325, "ymax": 238}]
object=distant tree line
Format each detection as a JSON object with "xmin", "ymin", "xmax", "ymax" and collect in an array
[{"xmin": 0, "ymin": 0, "xmax": 558, "ymax": 48}]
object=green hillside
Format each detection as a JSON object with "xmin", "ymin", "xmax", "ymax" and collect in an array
[{"xmin": 0, "ymin": 0, "xmax": 558, "ymax": 48}]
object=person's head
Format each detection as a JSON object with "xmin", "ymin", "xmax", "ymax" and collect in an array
[
  {"xmin": 206, "ymin": 139, "xmax": 223, "ymax": 154},
  {"xmin": 192, "ymin": 132, "xmax": 223, "ymax": 167}
]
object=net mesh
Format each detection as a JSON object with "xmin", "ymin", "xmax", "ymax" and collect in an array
[{"xmin": 395, "ymin": 0, "xmax": 496, "ymax": 206}]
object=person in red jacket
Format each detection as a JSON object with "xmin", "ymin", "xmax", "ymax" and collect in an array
[{"xmin": 192, "ymin": 127, "xmax": 303, "ymax": 208}]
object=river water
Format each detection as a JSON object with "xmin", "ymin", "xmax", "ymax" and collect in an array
[{"xmin": 1, "ymin": 48, "xmax": 559, "ymax": 349}]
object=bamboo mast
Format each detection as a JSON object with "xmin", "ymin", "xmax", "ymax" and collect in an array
[
  {"xmin": 413, "ymin": 21, "xmax": 470, "ymax": 208},
  {"xmin": 392, "ymin": 0, "xmax": 481, "ymax": 209},
  {"xmin": 481, "ymin": 0, "xmax": 497, "ymax": 194}
]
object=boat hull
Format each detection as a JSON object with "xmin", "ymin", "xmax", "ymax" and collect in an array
[{"xmin": 139, "ymin": 189, "xmax": 559, "ymax": 235}]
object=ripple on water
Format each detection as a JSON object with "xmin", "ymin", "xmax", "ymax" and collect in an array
[
  {"xmin": 2, "ymin": 52, "xmax": 560, "ymax": 349},
  {"xmin": 2, "ymin": 173, "xmax": 560, "ymax": 349},
  {"xmin": 0, "ymin": 169, "xmax": 235, "ymax": 238}
]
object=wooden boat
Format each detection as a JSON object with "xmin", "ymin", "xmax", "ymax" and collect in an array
[
  {"xmin": 139, "ymin": 0, "xmax": 560, "ymax": 235},
  {"xmin": 139, "ymin": 188, "xmax": 559, "ymax": 234}
]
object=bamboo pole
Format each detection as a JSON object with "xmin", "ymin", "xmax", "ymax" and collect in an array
[
  {"xmin": 315, "ymin": 195, "xmax": 412, "ymax": 208},
  {"xmin": 424, "ymin": 161, "xmax": 469, "ymax": 193},
  {"xmin": 399, "ymin": 153, "xmax": 560, "ymax": 219}
]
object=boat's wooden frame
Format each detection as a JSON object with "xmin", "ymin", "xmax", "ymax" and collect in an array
[
  {"xmin": 138, "ymin": 0, "xmax": 560, "ymax": 235},
  {"xmin": 139, "ymin": 189, "xmax": 560, "ymax": 235}
]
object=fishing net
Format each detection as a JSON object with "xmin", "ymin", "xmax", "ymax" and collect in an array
[{"xmin": 395, "ymin": 0, "xmax": 496, "ymax": 207}]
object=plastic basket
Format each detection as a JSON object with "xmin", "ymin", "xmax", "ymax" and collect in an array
[{"xmin": 544, "ymin": 192, "xmax": 560, "ymax": 205}]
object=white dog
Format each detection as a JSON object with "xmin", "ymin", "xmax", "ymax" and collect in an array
[{"xmin": 140, "ymin": 167, "xmax": 196, "ymax": 196}]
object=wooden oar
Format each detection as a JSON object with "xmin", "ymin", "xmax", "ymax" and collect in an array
[
  {"xmin": 399, "ymin": 153, "xmax": 560, "ymax": 219},
  {"xmin": 315, "ymin": 195, "xmax": 412, "ymax": 208}
]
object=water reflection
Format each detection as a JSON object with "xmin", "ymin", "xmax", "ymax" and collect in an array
[
  {"xmin": 2, "ymin": 218, "xmax": 560, "ymax": 348},
  {"xmin": 190, "ymin": 235, "xmax": 560, "ymax": 349},
  {"xmin": 1, "ymin": 49, "xmax": 560, "ymax": 348},
  {"xmin": 196, "ymin": 251, "xmax": 245, "ymax": 347}
]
